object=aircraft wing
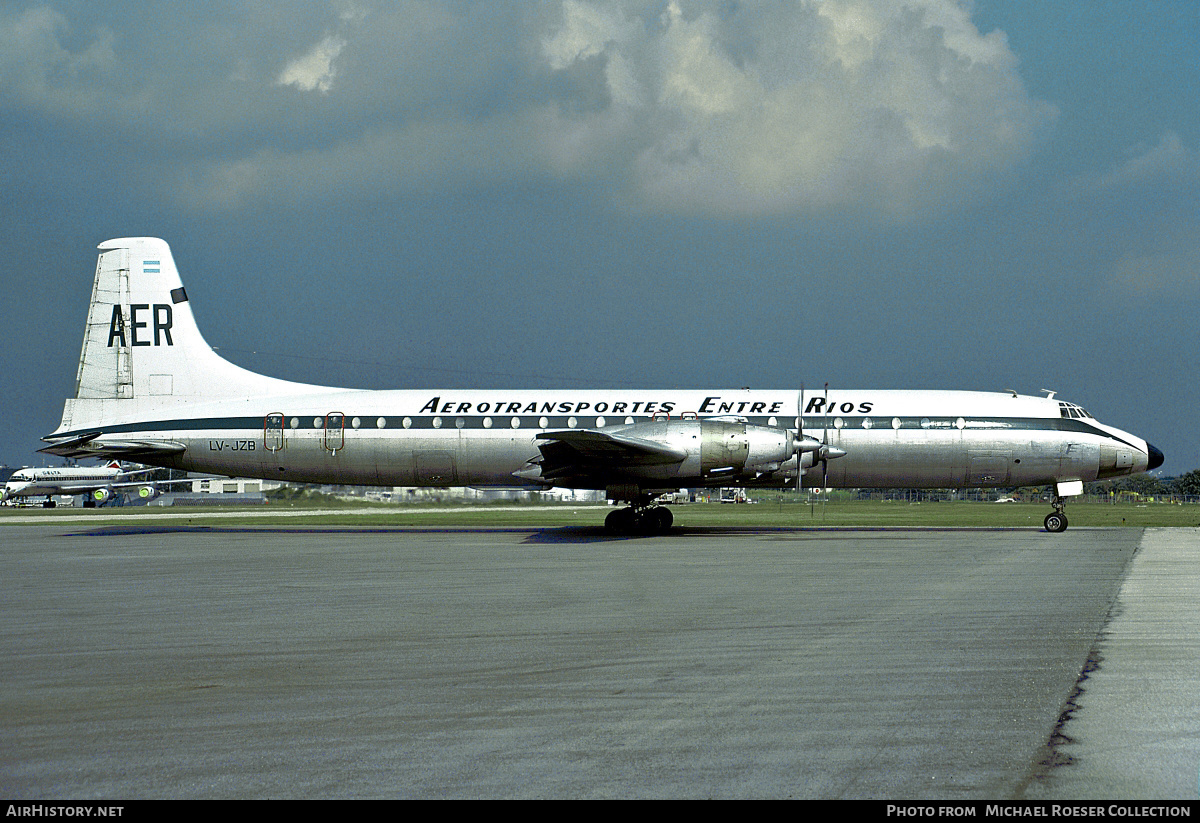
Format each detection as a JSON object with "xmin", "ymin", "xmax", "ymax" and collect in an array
[
  {"xmin": 110, "ymin": 478, "xmax": 194, "ymax": 490},
  {"xmin": 536, "ymin": 429, "xmax": 687, "ymax": 462},
  {"xmin": 519, "ymin": 429, "xmax": 687, "ymax": 483},
  {"xmin": 32, "ymin": 477, "xmax": 187, "ymax": 493},
  {"xmin": 36, "ymin": 480, "xmax": 113, "ymax": 493},
  {"xmin": 40, "ymin": 433, "xmax": 187, "ymax": 459}
]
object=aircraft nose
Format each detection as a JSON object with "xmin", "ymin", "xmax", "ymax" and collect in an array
[{"xmin": 1146, "ymin": 442, "xmax": 1165, "ymax": 471}]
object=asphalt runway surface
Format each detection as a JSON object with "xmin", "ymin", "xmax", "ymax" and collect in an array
[{"xmin": 1, "ymin": 522, "xmax": 1196, "ymax": 799}]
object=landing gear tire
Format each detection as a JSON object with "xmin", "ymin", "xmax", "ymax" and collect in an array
[
  {"xmin": 605, "ymin": 509, "xmax": 631, "ymax": 535},
  {"xmin": 605, "ymin": 506, "xmax": 673, "ymax": 536},
  {"xmin": 1044, "ymin": 512, "xmax": 1068, "ymax": 533},
  {"xmin": 651, "ymin": 506, "xmax": 673, "ymax": 532}
]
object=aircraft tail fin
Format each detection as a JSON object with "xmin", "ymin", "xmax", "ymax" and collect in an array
[{"xmin": 51, "ymin": 238, "xmax": 315, "ymax": 437}]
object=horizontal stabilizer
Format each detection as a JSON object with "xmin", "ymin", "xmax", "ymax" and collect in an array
[
  {"xmin": 38, "ymin": 431, "xmax": 102, "ymax": 454},
  {"xmin": 40, "ymin": 437, "xmax": 187, "ymax": 459}
]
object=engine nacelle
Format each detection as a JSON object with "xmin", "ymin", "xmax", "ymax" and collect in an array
[
  {"xmin": 616, "ymin": 419, "xmax": 798, "ymax": 481},
  {"xmin": 700, "ymin": 419, "xmax": 795, "ymax": 477},
  {"xmin": 92, "ymin": 487, "xmax": 111, "ymax": 502},
  {"xmin": 134, "ymin": 484, "xmax": 159, "ymax": 501},
  {"xmin": 541, "ymin": 418, "xmax": 823, "ymax": 503}
]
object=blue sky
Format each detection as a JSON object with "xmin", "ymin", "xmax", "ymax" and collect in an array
[{"xmin": 2, "ymin": 0, "xmax": 1197, "ymax": 474}]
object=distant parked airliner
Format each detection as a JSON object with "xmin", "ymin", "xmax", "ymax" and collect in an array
[{"xmin": 2, "ymin": 460, "xmax": 183, "ymax": 507}]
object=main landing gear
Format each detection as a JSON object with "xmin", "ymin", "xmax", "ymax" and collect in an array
[
  {"xmin": 1044, "ymin": 495, "xmax": 1068, "ymax": 533},
  {"xmin": 605, "ymin": 504, "xmax": 673, "ymax": 536}
]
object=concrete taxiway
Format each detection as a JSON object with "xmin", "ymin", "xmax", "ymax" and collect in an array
[{"xmin": 1, "ymin": 523, "xmax": 1196, "ymax": 799}]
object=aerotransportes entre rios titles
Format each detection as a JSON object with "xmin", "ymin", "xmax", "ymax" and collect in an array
[
  {"xmin": 41, "ymin": 237, "xmax": 1163, "ymax": 535},
  {"xmin": 416, "ymin": 395, "xmax": 874, "ymax": 417}
]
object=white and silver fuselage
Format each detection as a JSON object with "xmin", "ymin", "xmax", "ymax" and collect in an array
[
  {"xmin": 40, "ymin": 238, "xmax": 1163, "ymax": 507},
  {"xmin": 46, "ymin": 388, "xmax": 1159, "ymax": 491}
]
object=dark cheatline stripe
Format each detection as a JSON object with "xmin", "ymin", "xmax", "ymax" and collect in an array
[{"xmin": 48, "ymin": 414, "xmax": 1118, "ymax": 441}]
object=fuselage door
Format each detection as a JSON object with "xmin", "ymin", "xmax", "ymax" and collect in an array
[
  {"xmin": 264, "ymin": 413, "xmax": 285, "ymax": 452},
  {"xmin": 968, "ymin": 450, "xmax": 1011, "ymax": 486},
  {"xmin": 414, "ymin": 451, "xmax": 457, "ymax": 485},
  {"xmin": 325, "ymin": 413, "xmax": 345, "ymax": 453}
]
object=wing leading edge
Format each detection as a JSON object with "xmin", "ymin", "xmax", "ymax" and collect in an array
[{"xmin": 518, "ymin": 428, "xmax": 689, "ymax": 484}]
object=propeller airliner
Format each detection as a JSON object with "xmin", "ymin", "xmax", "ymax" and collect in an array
[{"xmin": 41, "ymin": 238, "xmax": 1163, "ymax": 533}]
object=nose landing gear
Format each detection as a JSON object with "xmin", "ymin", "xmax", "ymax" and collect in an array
[{"xmin": 1044, "ymin": 495, "xmax": 1068, "ymax": 533}]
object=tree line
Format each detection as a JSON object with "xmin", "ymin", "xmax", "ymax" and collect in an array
[{"xmin": 1085, "ymin": 469, "xmax": 1200, "ymax": 498}]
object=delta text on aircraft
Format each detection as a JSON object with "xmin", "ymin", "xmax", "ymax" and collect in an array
[{"xmin": 40, "ymin": 238, "xmax": 1164, "ymax": 533}]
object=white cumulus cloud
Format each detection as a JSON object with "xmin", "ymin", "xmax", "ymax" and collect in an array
[
  {"xmin": 155, "ymin": 0, "xmax": 1055, "ymax": 220},
  {"xmin": 278, "ymin": 34, "xmax": 347, "ymax": 93},
  {"xmin": 1096, "ymin": 131, "xmax": 1200, "ymax": 190},
  {"xmin": 537, "ymin": 0, "xmax": 1056, "ymax": 217}
]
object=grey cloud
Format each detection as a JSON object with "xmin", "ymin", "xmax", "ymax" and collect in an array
[
  {"xmin": 1095, "ymin": 132, "xmax": 1200, "ymax": 190},
  {"xmin": 0, "ymin": 6, "xmax": 120, "ymax": 116},
  {"xmin": 3, "ymin": 1, "xmax": 1055, "ymax": 220}
]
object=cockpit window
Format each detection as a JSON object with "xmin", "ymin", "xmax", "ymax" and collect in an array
[{"xmin": 1058, "ymin": 402, "xmax": 1094, "ymax": 420}]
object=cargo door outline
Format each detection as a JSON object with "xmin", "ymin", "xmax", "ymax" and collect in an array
[
  {"xmin": 415, "ymin": 451, "xmax": 457, "ymax": 485},
  {"xmin": 967, "ymin": 450, "xmax": 1011, "ymax": 485},
  {"xmin": 1061, "ymin": 442, "xmax": 1100, "ymax": 480}
]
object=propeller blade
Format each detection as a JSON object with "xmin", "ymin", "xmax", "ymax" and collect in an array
[
  {"xmin": 797, "ymin": 384, "xmax": 804, "ymax": 495},
  {"xmin": 822, "ymin": 382, "xmax": 830, "ymax": 492}
]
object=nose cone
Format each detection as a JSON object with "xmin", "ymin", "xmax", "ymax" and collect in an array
[{"xmin": 1146, "ymin": 442, "xmax": 1165, "ymax": 471}]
